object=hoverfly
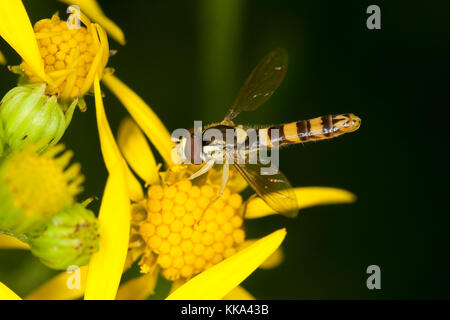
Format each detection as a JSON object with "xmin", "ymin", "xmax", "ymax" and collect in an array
[{"xmin": 174, "ymin": 48, "xmax": 361, "ymax": 217}]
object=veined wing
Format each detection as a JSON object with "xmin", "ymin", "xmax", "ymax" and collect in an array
[
  {"xmin": 224, "ymin": 48, "xmax": 288, "ymax": 122},
  {"xmin": 234, "ymin": 162, "xmax": 298, "ymax": 218}
]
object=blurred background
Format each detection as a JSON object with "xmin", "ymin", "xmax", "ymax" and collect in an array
[{"xmin": 1, "ymin": 0, "xmax": 449, "ymax": 299}]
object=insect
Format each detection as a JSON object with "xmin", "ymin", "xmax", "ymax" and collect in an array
[{"xmin": 173, "ymin": 48, "xmax": 361, "ymax": 217}]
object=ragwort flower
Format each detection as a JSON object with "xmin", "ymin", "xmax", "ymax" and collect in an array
[{"xmin": 0, "ymin": 0, "xmax": 127, "ymax": 154}]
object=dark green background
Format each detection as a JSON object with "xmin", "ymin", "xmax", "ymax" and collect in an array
[{"xmin": 1, "ymin": 0, "xmax": 449, "ymax": 299}]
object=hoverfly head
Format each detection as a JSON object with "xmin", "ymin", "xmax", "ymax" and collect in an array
[{"xmin": 171, "ymin": 136, "xmax": 188, "ymax": 165}]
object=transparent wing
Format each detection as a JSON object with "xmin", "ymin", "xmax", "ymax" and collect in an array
[
  {"xmin": 234, "ymin": 162, "xmax": 298, "ymax": 218},
  {"xmin": 224, "ymin": 48, "xmax": 288, "ymax": 122}
]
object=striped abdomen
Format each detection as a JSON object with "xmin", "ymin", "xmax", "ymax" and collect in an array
[{"xmin": 259, "ymin": 113, "xmax": 361, "ymax": 147}]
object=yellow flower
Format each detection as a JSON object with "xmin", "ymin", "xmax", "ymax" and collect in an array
[
  {"xmin": 129, "ymin": 171, "xmax": 248, "ymax": 281},
  {"xmin": 0, "ymin": 144, "xmax": 83, "ymax": 234},
  {"xmin": 3, "ymin": 9, "xmax": 108, "ymax": 101},
  {"xmin": 0, "ymin": 0, "xmax": 125, "ymax": 154},
  {"xmin": 0, "ymin": 0, "xmax": 123, "ymax": 82},
  {"xmin": 18, "ymin": 12, "xmax": 109, "ymax": 101}
]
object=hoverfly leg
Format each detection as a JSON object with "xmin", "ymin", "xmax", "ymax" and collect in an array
[
  {"xmin": 194, "ymin": 160, "xmax": 230, "ymax": 226},
  {"xmin": 218, "ymin": 160, "xmax": 230, "ymax": 198},
  {"xmin": 189, "ymin": 159, "xmax": 215, "ymax": 180},
  {"xmin": 209, "ymin": 159, "xmax": 230, "ymax": 206}
]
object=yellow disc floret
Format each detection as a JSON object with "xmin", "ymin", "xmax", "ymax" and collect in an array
[
  {"xmin": 136, "ymin": 179, "xmax": 245, "ymax": 281},
  {"xmin": 20, "ymin": 13, "xmax": 109, "ymax": 101}
]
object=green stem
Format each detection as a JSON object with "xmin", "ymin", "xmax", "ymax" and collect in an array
[{"xmin": 198, "ymin": 0, "xmax": 244, "ymax": 121}]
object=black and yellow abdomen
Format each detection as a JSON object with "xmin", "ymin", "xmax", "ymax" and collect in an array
[{"xmin": 259, "ymin": 113, "xmax": 361, "ymax": 147}]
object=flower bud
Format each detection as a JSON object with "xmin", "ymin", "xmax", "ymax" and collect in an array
[
  {"xmin": 0, "ymin": 118, "xmax": 5, "ymax": 156},
  {"xmin": 27, "ymin": 203, "xmax": 100, "ymax": 270},
  {"xmin": 0, "ymin": 83, "xmax": 76, "ymax": 153}
]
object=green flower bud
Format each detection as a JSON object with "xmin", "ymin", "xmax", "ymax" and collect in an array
[
  {"xmin": 0, "ymin": 117, "xmax": 5, "ymax": 156},
  {"xmin": 27, "ymin": 203, "xmax": 99, "ymax": 270},
  {"xmin": 0, "ymin": 83, "xmax": 76, "ymax": 154}
]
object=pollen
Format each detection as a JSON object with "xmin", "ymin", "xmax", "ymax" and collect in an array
[
  {"xmin": 136, "ymin": 179, "xmax": 245, "ymax": 281},
  {"xmin": 20, "ymin": 14, "xmax": 109, "ymax": 101}
]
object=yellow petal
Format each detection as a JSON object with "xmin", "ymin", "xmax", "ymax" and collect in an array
[
  {"xmin": 0, "ymin": 281, "xmax": 21, "ymax": 300},
  {"xmin": 238, "ymin": 239, "xmax": 284, "ymax": 269},
  {"xmin": 228, "ymin": 171, "xmax": 248, "ymax": 193},
  {"xmin": 223, "ymin": 286, "xmax": 255, "ymax": 300},
  {"xmin": 84, "ymin": 164, "xmax": 130, "ymax": 300},
  {"xmin": 245, "ymin": 187, "xmax": 357, "ymax": 219},
  {"xmin": 77, "ymin": 24, "xmax": 105, "ymax": 98},
  {"xmin": 0, "ymin": 50, "xmax": 6, "ymax": 64},
  {"xmin": 169, "ymin": 279, "xmax": 186, "ymax": 295},
  {"xmin": 116, "ymin": 268, "xmax": 159, "ymax": 300},
  {"xmin": 94, "ymin": 23, "xmax": 109, "ymax": 71},
  {"xmin": 118, "ymin": 117, "xmax": 160, "ymax": 185},
  {"xmin": 0, "ymin": 0, "xmax": 49, "ymax": 82},
  {"xmin": 166, "ymin": 228, "xmax": 286, "ymax": 300},
  {"xmin": 26, "ymin": 266, "xmax": 88, "ymax": 300},
  {"xmin": 94, "ymin": 75, "xmax": 144, "ymax": 201},
  {"xmin": 94, "ymin": 74, "xmax": 120, "ymax": 169},
  {"xmin": 102, "ymin": 73, "xmax": 174, "ymax": 165},
  {"xmin": 0, "ymin": 234, "xmax": 30, "ymax": 250},
  {"xmin": 260, "ymin": 246, "xmax": 284, "ymax": 269},
  {"xmin": 59, "ymin": 0, "xmax": 125, "ymax": 45}
]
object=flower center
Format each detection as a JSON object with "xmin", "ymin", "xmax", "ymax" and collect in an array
[
  {"xmin": 20, "ymin": 14, "xmax": 108, "ymax": 101},
  {"xmin": 136, "ymin": 179, "xmax": 245, "ymax": 281},
  {"xmin": 0, "ymin": 145, "xmax": 83, "ymax": 219}
]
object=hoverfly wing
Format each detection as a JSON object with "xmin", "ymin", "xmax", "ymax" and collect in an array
[
  {"xmin": 234, "ymin": 162, "xmax": 298, "ymax": 218},
  {"xmin": 224, "ymin": 48, "xmax": 288, "ymax": 122}
]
